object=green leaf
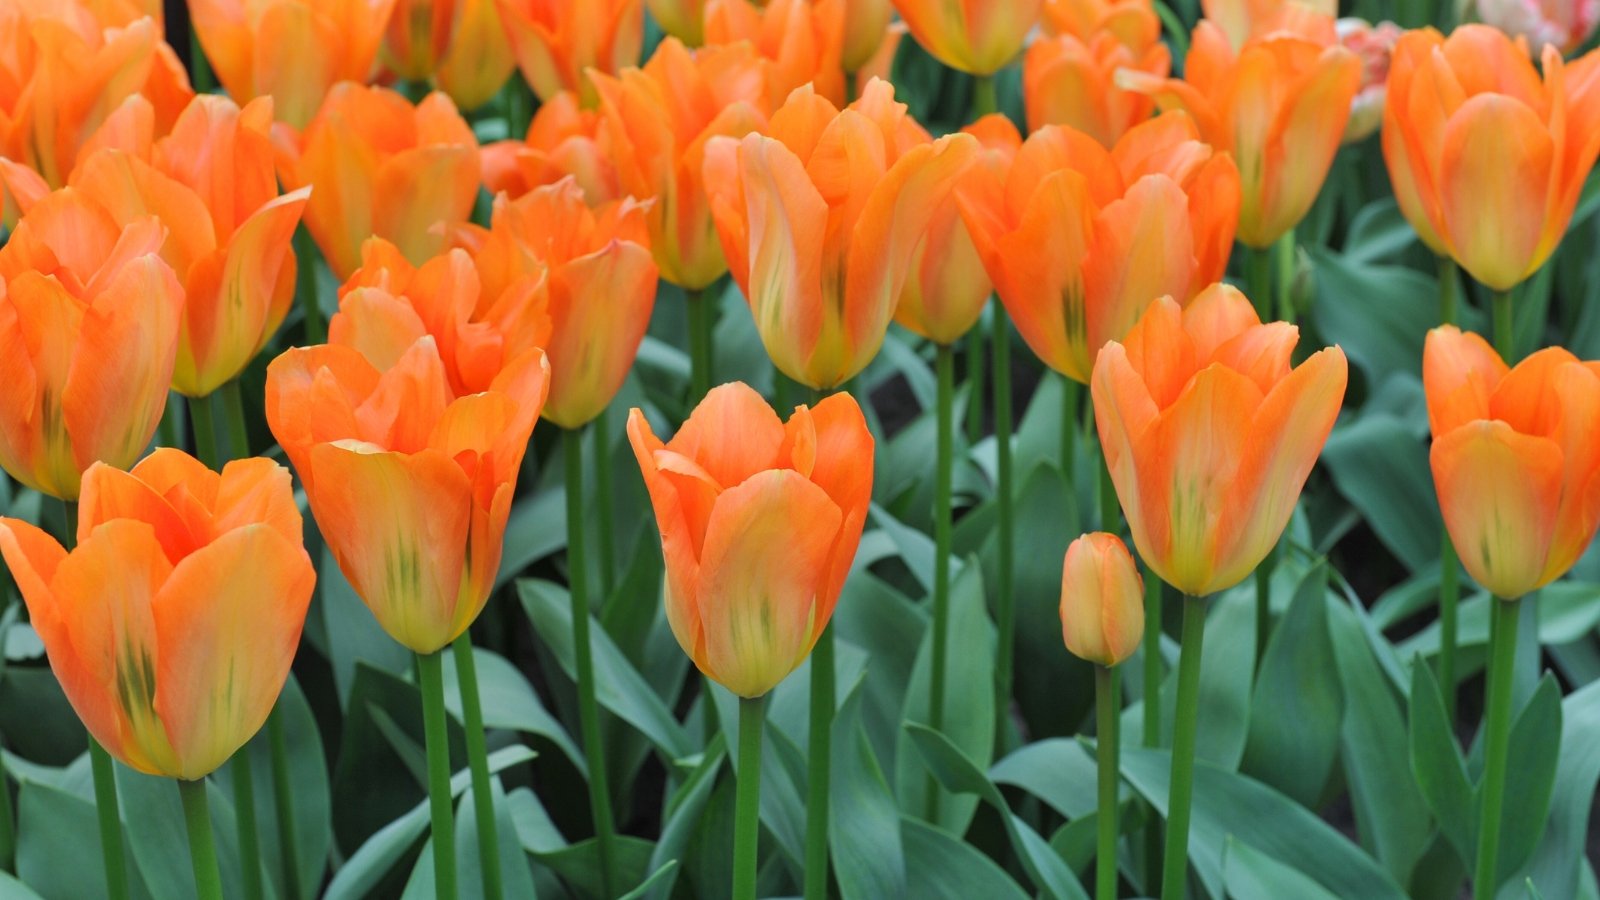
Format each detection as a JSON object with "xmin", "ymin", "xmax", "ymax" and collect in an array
[
  {"xmin": 710, "ymin": 684, "xmax": 807, "ymax": 866},
  {"xmin": 900, "ymin": 817, "xmax": 1030, "ymax": 900},
  {"xmin": 618, "ymin": 861, "xmax": 680, "ymax": 900},
  {"xmin": 442, "ymin": 645, "xmax": 584, "ymax": 775},
  {"xmin": 1341, "ymin": 198, "xmax": 1420, "ymax": 265},
  {"xmin": 1493, "ymin": 674, "xmax": 1562, "ymax": 884},
  {"xmin": 0, "ymin": 870, "xmax": 45, "ymax": 899},
  {"xmin": 990, "ymin": 738, "xmax": 1099, "ymax": 820},
  {"xmin": 401, "ymin": 779, "xmax": 537, "ymax": 900},
  {"xmin": 16, "ymin": 779, "xmax": 147, "ymax": 899},
  {"xmin": 114, "ymin": 769, "xmax": 246, "ymax": 900},
  {"xmin": 494, "ymin": 482, "xmax": 567, "ymax": 590},
  {"xmin": 1408, "ymin": 658, "xmax": 1475, "ymax": 864},
  {"xmin": 533, "ymin": 835, "xmax": 656, "ymax": 897},
  {"xmin": 316, "ymin": 544, "xmax": 411, "ymax": 707},
  {"xmin": 1522, "ymin": 679, "xmax": 1600, "ymax": 898},
  {"xmin": 1155, "ymin": 586, "xmax": 1254, "ymax": 770},
  {"xmin": 830, "ymin": 571, "xmax": 925, "ymax": 768},
  {"xmin": 1321, "ymin": 404, "xmax": 1440, "ymax": 573},
  {"xmin": 830, "ymin": 675, "xmax": 905, "ymax": 900},
  {"xmin": 641, "ymin": 738, "xmax": 725, "ymax": 900},
  {"xmin": 1309, "ymin": 249, "xmax": 1437, "ymax": 386},
  {"xmin": 1223, "ymin": 836, "xmax": 1342, "ymax": 900},
  {"xmin": 1242, "ymin": 565, "xmax": 1343, "ymax": 806}
]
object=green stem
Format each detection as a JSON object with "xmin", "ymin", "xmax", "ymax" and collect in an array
[
  {"xmin": 1246, "ymin": 245, "xmax": 1272, "ymax": 320},
  {"xmin": 1438, "ymin": 257, "xmax": 1459, "ymax": 326},
  {"xmin": 231, "ymin": 748, "xmax": 264, "ymax": 900},
  {"xmin": 188, "ymin": 394, "xmax": 221, "ymax": 470},
  {"xmin": 88, "ymin": 739, "xmax": 130, "ymax": 900},
  {"xmin": 733, "ymin": 695, "xmax": 766, "ymax": 900},
  {"xmin": 565, "ymin": 427, "xmax": 616, "ymax": 897},
  {"xmin": 592, "ymin": 408, "xmax": 615, "ymax": 599},
  {"xmin": 927, "ymin": 343, "xmax": 955, "ymax": 821},
  {"xmin": 1253, "ymin": 544, "xmax": 1277, "ymax": 676},
  {"xmin": 1474, "ymin": 596, "xmax": 1520, "ymax": 900},
  {"xmin": 188, "ymin": 29, "xmax": 214, "ymax": 93},
  {"xmin": 994, "ymin": 306, "xmax": 1015, "ymax": 743},
  {"xmin": 295, "ymin": 228, "xmax": 324, "ymax": 344},
  {"xmin": 1062, "ymin": 374, "xmax": 1079, "ymax": 482},
  {"xmin": 219, "ymin": 380, "xmax": 250, "ymax": 460},
  {"xmin": 417, "ymin": 650, "xmax": 457, "ymax": 900},
  {"xmin": 506, "ymin": 79, "xmax": 531, "ymax": 140},
  {"xmin": 804, "ymin": 626, "xmax": 833, "ymax": 900},
  {"xmin": 1096, "ymin": 665, "xmax": 1120, "ymax": 900},
  {"xmin": 971, "ymin": 75, "xmax": 998, "ymax": 120},
  {"xmin": 0, "ymin": 746, "xmax": 12, "ymax": 873},
  {"xmin": 266, "ymin": 712, "xmax": 301, "ymax": 900},
  {"xmin": 964, "ymin": 328, "xmax": 985, "ymax": 445},
  {"xmin": 453, "ymin": 634, "xmax": 502, "ymax": 900},
  {"xmin": 179, "ymin": 779, "xmax": 223, "ymax": 900},
  {"xmin": 1141, "ymin": 565, "xmax": 1162, "ymax": 888},
  {"xmin": 1273, "ymin": 229, "xmax": 1296, "ymax": 324},
  {"xmin": 1160, "ymin": 594, "xmax": 1207, "ymax": 900},
  {"xmin": 158, "ymin": 400, "xmax": 181, "ymax": 450},
  {"xmin": 687, "ymin": 287, "xmax": 713, "ymax": 401},
  {"xmin": 1492, "ymin": 290, "xmax": 1515, "ymax": 362},
  {"xmin": 1098, "ymin": 450, "xmax": 1119, "ymax": 535},
  {"xmin": 1439, "ymin": 529, "xmax": 1460, "ymax": 725}
]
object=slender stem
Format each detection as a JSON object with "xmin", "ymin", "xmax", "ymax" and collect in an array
[
  {"xmin": 1253, "ymin": 544, "xmax": 1277, "ymax": 676},
  {"xmin": 994, "ymin": 306, "xmax": 1015, "ymax": 744},
  {"xmin": 188, "ymin": 394, "xmax": 221, "ymax": 470},
  {"xmin": 734, "ymin": 695, "xmax": 767, "ymax": 900},
  {"xmin": 219, "ymin": 380, "xmax": 250, "ymax": 460},
  {"xmin": 188, "ymin": 29, "xmax": 214, "ymax": 93},
  {"xmin": 506, "ymin": 79, "xmax": 531, "ymax": 141},
  {"xmin": 804, "ymin": 626, "xmax": 833, "ymax": 900},
  {"xmin": 266, "ymin": 712, "xmax": 301, "ymax": 900},
  {"xmin": 1096, "ymin": 666, "xmax": 1120, "ymax": 900},
  {"xmin": 417, "ymin": 651, "xmax": 457, "ymax": 900},
  {"xmin": 0, "ymin": 744, "xmax": 12, "ymax": 873},
  {"xmin": 964, "ymin": 328, "xmax": 985, "ymax": 445},
  {"xmin": 1492, "ymin": 290, "xmax": 1515, "ymax": 363},
  {"xmin": 971, "ymin": 75, "xmax": 998, "ymax": 119},
  {"xmin": 89, "ymin": 739, "xmax": 130, "ymax": 900},
  {"xmin": 927, "ymin": 343, "xmax": 955, "ymax": 821},
  {"xmin": 592, "ymin": 408, "xmax": 615, "ymax": 599},
  {"xmin": 565, "ymin": 427, "xmax": 616, "ymax": 896},
  {"xmin": 1062, "ymin": 374, "xmax": 1079, "ymax": 483},
  {"xmin": 1141, "ymin": 565, "xmax": 1162, "ymax": 887},
  {"xmin": 844, "ymin": 71, "xmax": 858, "ymax": 103},
  {"xmin": 179, "ymin": 779, "xmax": 223, "ymax": 900},
  {"xmin": 1098, "ymin": 451, "xmax": 1119, "ymax": 535},
  {"xmin": 453, "ymin": 634, "xmax": 502, "ymax": 900},
  {"xmin": 158, "ymin": 400, "xmax": 181, "ymax": 450},
  {"xmin": 1273, "ymin": 229, "xmax": 1297, "ymax": 324},
  {"xmin": 231, "ymin": 748, "xmax": 265, "ymax": 900},
  {"xmin": 294, "ymin": 228, "xmax": 324, "ymax": 344},
  {"xmin": 1246, "ymin": 245, "xmax": 1272, "ymax": 321},
  {"xmin": 687, "ymin": 287, "xmax": 713, "ymax": 402},
  {"xmin": 1161, "ymin": 594, "xmax": 1207, "ymax": 900},
  {"xmin": 1474, "ymin": 596, "xmax": 1520, "ymax": 900},
  {"xmin": 1437, "ymin": 256, "xmax": 1459, "ymax": 326}
]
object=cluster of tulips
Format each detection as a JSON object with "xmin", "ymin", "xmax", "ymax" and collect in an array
[{"xmin": 0, "ymin": 0, "xmax": 1597, "ymax": 897}]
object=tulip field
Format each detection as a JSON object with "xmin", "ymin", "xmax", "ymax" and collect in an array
[{"xmin": 4, "ymin": 0, "xmax": 1600, "ymax": 898}]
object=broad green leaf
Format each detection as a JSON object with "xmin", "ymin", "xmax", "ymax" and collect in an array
[
  {"xmin": 16, "ymin": 779, "xmax": 150, "ymax": 900},
  {"xmin": 618, "ymin": 861, "xmax": 680, "ymax": 900},
  {"xmin": 642, "ymin": 738, "xmax": 725, "ymax": 900},
  {"xmin": 1152, "ymin": 587, "xmax": 1254, "ymax": 769},
  {"xmin": 533, "ymin": 835, "xmax": 656, "ymax": 898},
  {"xmin": 442, "ymin": 646, "xmax": 584, "ymax": 775},
  {"xmin": 0, "ymin": 667, "xmax": 85, "ymax": 766},
  {"xmin": 1341, "ymin": 198, "xmax": 1419, "ymax": 265},
  {"xmin": 494, "ymin": 481, "xmax": 566, "ymax": 591},
  {"xmin": 1223, "ymin": 836, "xmax": 1342, "ymax": 900},
  {"xmin": 990, "ymin": 738, "xmax": 1099, "ymax": 820},
  {"xmin": 1408, "ymin": 658, "xmax": 1474, "ymax": 863},
  {"xmin": 1321, "ymin": 405, "xmax": 1439, "ymax": 573},
  {"xmin": 401, "ymin": 780, "xmax": 537, "ymax": 900},
  {"xmin": 1521, "ymin": 679, "xmax": 1600, "ymax": 898},
  {"xmin": 1492, "ymin": 674, "xmax": 1561, "ymax": 887},
  {"xmin": 711, "ymin": 685, "xmax": 807, "ymax": 866},
  {"xmin": 1310, "ymin": 249, "xmax": 1436, "ymax": 386},
  {"xmin": 316, "ymin": 544, "xmax": 410, "ymax": 707},
  {"xmin": 830, "ymin": 675, "xmax": 905, "ymax": 900},
  {"xmin": 114, "ymin": 769, "xmax": 246, "ymax": 900},
  {"xmin": 901, "ymin": 816, "xmax": 1030, "ymax": 900},
  {"xmin": 830, "ymin": 571, "xmax": 924, "ymax": 768},
  {"xmin": 0, "ymin": 870, "xmax": 44, "ymax": 899}
]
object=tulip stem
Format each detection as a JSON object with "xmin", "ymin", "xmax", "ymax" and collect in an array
[
  {"xmin": 1253, "ymin": 544, "xmax": 1276, "ymax": 676},
  {"xmin": 1246, "ymin": 245, "xmax": 1272, "ymax": 321},
  {"xmin": 804, "ymin": 625, "xmax": 833, "ymax": 900},
  {"xmin": 417, "ymin": 650, "xmax": 457, "ymax": 900},
  {"xmin": 1062, "ymin": 373, "xmax": 1078, "ymax": 482},
  {"xmin": 1273, "ymin": 230, "xmax": 1296, "ymax": 324},
  {"xmin": 453, "ymin": 634, "xmax": 503, "ymax": 900},
  {"xmin": 1141, "ymin": 566, "xmax": 1162, "ymax": 888},
  {"xmin": 965, "ymin": 329, "xmax": 984, "ymax": 444},
  {"xmin": 219, "ymin": 380, "xmax": 251, "ymax": 459},
  {"xmin": 734, "ymin": 695, "xmax": 766, "ymax": 900},
  {"xmin": 0, "ymin": 745, "xmax": 12, "ymax": 873},
  {"xmin": 1437, "ymin": 257, "xmax": 1459, "ymax": 326},
  {"xmin": 687, "ymin": 287, "xmax": 714, "ymax": 401},
  {"xmin": 179, "ymin": 779, "xmax": 224, "ymax": 900},
  {"xmin": 971, "ymin": 75, "xmax": 998, "ymax": 120},
  {"xmin": 564, "ymin": 427, "xmax": 617, "ymax": 897},
  {"xmin": 593, "ymin": 408, "xmax": 615, "ymax": 598},
  {"xmin": 1098, "ymin": 451, "xmax": 1119, "ymax": 534},
  {"xmin": 994, "ymin": 305, "xmax": 1016, "ymax": 743},
  {"xmin": 1475, "ymin": 595, "xmax": 1520, "ymax": 900},
  {"xmin": 295, "ymin": 228, "xmax": 324, "ymax": 344},
  {"xmin": 927, "ymin": 343, "xmax": 955, "ymax": 822},
  {"xmin": 1161, "ymin": 593, "xmax": 1206, "ymax": 900},
  {"xmin": 1492, "ymin": 290, "xmax": 1515, "ymax": 362},
  {"xmin": 231, "ymin": 747, "xmax": 265, "ymax": 900},
  {"xmin": 188, "ymin": 394, "xmax": 222, "ymax": 470},
  {"xmin": 88, "ymin": 739, "xmax": 130, "ymax": 900},
  {"xmin": 266, "ymin": 712, "xmax": 301, "ymax": 900},
  {"xmin": 1095, "ymin": 665, "xmax": 1121, "ymax": 900}
]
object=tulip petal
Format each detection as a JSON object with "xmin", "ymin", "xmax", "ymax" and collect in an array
[
  {"xmin": 1423, "ymin": 325, "xmax": 1506, "ymax": 437},
  {"xmin": 803, "ymin": 392, "xmax": 873, "ymax": 624},
  {"xmin": 627, "ymin": 407, "xmax": 705, "ymax": 661},
  {"xmin": 666, "ymin": 382, "xmax": 786, "ymax": 487},
  {"xmin": 1083, "ymin": 174, "xmax": 1195, "ymax": 371},
  {"xmin": 542, "ymin": 239, "xmax": 658, "ymax": 428},
  {"xmin": 214, "ymin": 456, "xmax": 305, "ymax": 549},
  {"xmin": 1432, "ymin": 421, "xmax": 1563, "ymax": 599},
  {"xmin": 1438, "ymin": 94, "xmax": 1554, "ymax": 291}
]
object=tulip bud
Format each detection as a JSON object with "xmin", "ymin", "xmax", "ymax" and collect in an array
[
  {"xmin": 1336, "ymin": 17, "xmax": 1400, "ymax": 145},
  {"xmin": 1060, "ymin": 533, "xmax": 1144, "ymax": 667}
]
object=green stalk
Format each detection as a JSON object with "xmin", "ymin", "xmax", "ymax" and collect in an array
[
  {"xmin": 1273, "ymin": 229, "xmax": 1297, "ymax": 324},
  {"xmin": 1474, "ymin": 596, "xmax": 1520, "ymax": 900},
  {"xmin": 188, "ymin": 395, "xmax": 221, "ymax": 470},
  {"xmin": 178, "ymin": 779, "xmax": 223, "ymax": 900},
  {"xmin": 231, "ymin": 750, "xmax": 264, "ymax": 900},
  {"xmin": 266, "ymin": 713, "xmax": 301, "ymax": 900},
  {"xmin": 189, "ymin": 29, "xmax": 214, "ymax": 93},
  {"xmin": 927, "ymin": 343, "xmax": 955, "ymax": 821},
  {"xmin": 1438, "ymin": 257, "xmax": 1459, "ymax": 327},
  {"xmin": 158, "ymin": 401, "xmax": 181, "ymax": 450},
  {"xmin": 1437, "ymin": 257, "xmax": 1459, "ymax": 725},
  {"xmin": 687, "ymin": 287, "xmax": 713, "ymax": 401},
  {"xmin": 295, "ymin": 228, "xmax": 324, "ymax": 344},
  {"xmin": 417, "ymin": 651, "xmax": 457, "ymax": 900},
  {"xmin": 1062, "ymin": 374, "xmax": 1079, "ymax": 482},
  {"xmin": 994, "ymin": 306, "xmax": 1015, "ymax": 744},
  {"xmin": 1095, "ymin": 665, "xmax": 1120, "ymax": 900},
  {"xmin": 804, "ymin": 625, "xmax": 833, "ymax": 900},
  {"xmin": 1141, "ymin": 565, "xmax": 1162, "ymax": 887},
  {"xmin": 0, "ymin": 747, "xmax": 11, "ymax": 873},
  {"xmin": 453, "ymin": 634, "xmax": 502, "ymax": 900},
  {"xmin": 1492, "ymin": 290, "xmax": 1515, "ymax": 362},
  {"xmin": 564, "ymin": 427, "xmax": 617, "ymax": 897},
  {"xmin": 1246, "ymin": 245, "xmax": 1272, "ymax": 321},
  {"xmin": 219, "ymin": 380, "xmax": 250, "ymax": 459},
  {"xmin": 971, "ymin": 75, "xmax": 998, "ymax": 119},
  {"xmin": 592, "ymin": 408, "xmax": 615, "ymax": 598},
  {"xmin": 1098, "ymin": 452, "xmax": 1119, "ymax": 534},
  {"xmin": 1253, "ymin": 544, "xmax": 1277, "ymax": 676},
  {"xmin": 964, "ymin": 328, "xmax": 985, "ymax": 445},
  {"xmin": 733, "ymin": 695, "xmax": 767, "ymax": 900},
  {"xmin": 506, "ymin": 79, "xmax": 531, "ymax": 141},
  {"xmin": 1160, "ymin": 594, "xmax": 1207, "ymax": 900},
  {"xmin": 89, "ymin": 740, "xmax": 130, "ymax": 900}
]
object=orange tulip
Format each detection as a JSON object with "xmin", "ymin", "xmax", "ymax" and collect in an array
[
  {"xmin": 3, "ymin": 95, "xmax": 309, "ymax": 398},
  {"xmin": 265, "ymin": 304, "xmax": 550, "ymax": 655},
  {"xmin": 0, "ymin": 191, "xmax": 183, "ymax": 500},
  {"xmin": 481, "ymin": 92, "xmax": 621, "ymax": 204},
  {"xmin": 1382, "ymin": 26, "xmax": 1600, "ymax": 292},
  {"xmin": 893, "ymin": 114, "xmax": 1013, "ymax": 346},
  {"xmin": 958, "ymin": 112, "xmax": 1241, "ymax": 383},
  {"xmin": 1118, "ymin": 12, "xmax": 1358, "ymax": 248},
  {"xmin": 1200, "ymin": 0, "xmax": 1337, "ymax": 48},
  {"xmin": 1043, "ymin": 0, "xmax": 1160, "ymax": 42},
  {"xmin": 1024, "ymin": 20, "xmax": 1169, "ymax": 146},
  {"xmin": 0, "ymin": 450, "xmax": 315, "ymax": 779},
  {"xmin": 495, "ymin": 0, "xmax": 644, "ymax": 104},
  {"xmin": 1091, "ymin": 285, "xmax": 1347, "ymax": 597},
  {"xmin": 381, "ymin": 0, "xmax": 516, "ymax": 110},
  {"xmin": 704, "ymin": 80, "xmax": 977, "ymax": 389},
  {"xmin": 704, "ymin": 0, "xmax": 846, "ymax": 106},
  {"xmin": 1060, "ymin": 532, "xmax": 1144, "ymax": 666},
  {"xmin": 275, "ymin": 83, "xmax": 480, "ymax": 281},
  {"xmin": 1424, "ymin": 327, "xmax": 1600, "ymax": 599},
  {"xmin": 189, "ymin": 0, "xmax": 398, "ymax": 129},
  {"xmin": 841, "ymin": 0, "xmax": 894, "ymax": 72},
  {"xmin": 628, "ymin": 382, "xmax": 872, "ymax": 697},
  {"xmin": 890, "ymin": 0, "xmax": 1042, "ymax": 76},
  {"xmin": 0, "ymin": 10, "xmax": 191, "ymax": 193},
  {"xmin": 451, "ymin": 180, "xmax": 658, "ymax": 428},
  {"xmin": 591, "ymin": 37, "xmax": 768, "ymax": 290},
  {"xmin": 855, "ymin": 19, "xmax": 905, "ymax": 87}
]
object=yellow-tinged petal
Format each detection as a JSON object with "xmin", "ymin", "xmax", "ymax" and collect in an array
[
  {"xmin": 1432, "ymin": 420, "xmax": 1563, "ymax": 599},
  {"xmin": 1438, "ymin": 94, "xmax": 1554, "ymax": 291}
]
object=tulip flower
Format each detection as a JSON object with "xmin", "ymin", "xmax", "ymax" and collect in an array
[
  {"xmin": 1043, "ymin": 0, "xmax": 1160, "ymax": 41},
  {"xmin": 704, "ymin": 0, "xmax": 847, "ymax": 106},
  {"xmin": 265, "ymin": 313, "xmax": 550, "ymax": 656},
  {"xmin": 1024, "ymin": 16, "xmax": 1170, "ymax": 146},
  {"xmin": 628, "ymin": 382, "xmax": 873, "ymax": 697},
  {"xmin": 1091, "ymin": 284, "xmax": 1347, "ymax": 597},
  {"xmin": 647, "ymin": 0, "xmax": 707, "ymax": 45},
  {"xmin": 591, "ymin": 37, "xmax": 768, "ymax": 291},
  {"xmin": 1337, "ymin": 18, "xmax": 1400, "ymax": 145},
  {"xmin": 275, "ymin": 83, "xmax": 480, "ymax": 281},
  {"xmin": 0, "ymin": 192, "xmax": 183, "ymax": 500},
  {"xmin": 1201, "ymin": 0, "xmax": 1337, "ymax": 48},
  {"xmin": 704, "ymin": 80, "xmax": 977, "ymax": 389},
  {"xmin": 481, "ymin": 92, "xmax": 621, "ymax": 204},
  {"xmin": 495, "ymin": 0, "xmax": 644, "ymax": 104},
  {"xmin": 1118, "ymin": 12, "xmax": 1358, "ymax": 249},
  {"xmin": 958, "ymin": 112, "xmax": 1241, "ymax": 384},
  {"xmin": 1061, "ymin": 532, "xmax": 1145, "ymax": 667},
  {"xmin": 382, "ymin": 0, "xmax": 516, "ymax": 110},
  {"xmin": 1424, "ymin": 327, "xmax": 1600, "ymax": 600},
  {"xmin": 189, "ymin": 0, "xmax": 398, "ymax": 128},
  {"xmin": 855, "ymin": 19, "xmax": 905, "ymax": 87},
  {"xmin": 891, "ymin": 0, "xmax": 1042, "ymax": 75},
  {"xmin": 0, "ymin": 449, "xmax": 315, "ymax": 780},
  {"xmin": 451, "ymin": 179, "xmax": 657, "ymax": 428},
  {"xmin": 1382, "ymin": 26, "xmax": 1600, "ymax": 293},
  {"xmin": 1476, "ymin": 0, "xmax": 1597, "ymax": 54},
  {"xmin": 842, "ymin": 0, "xmax": 894, "ymax": 72}
]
